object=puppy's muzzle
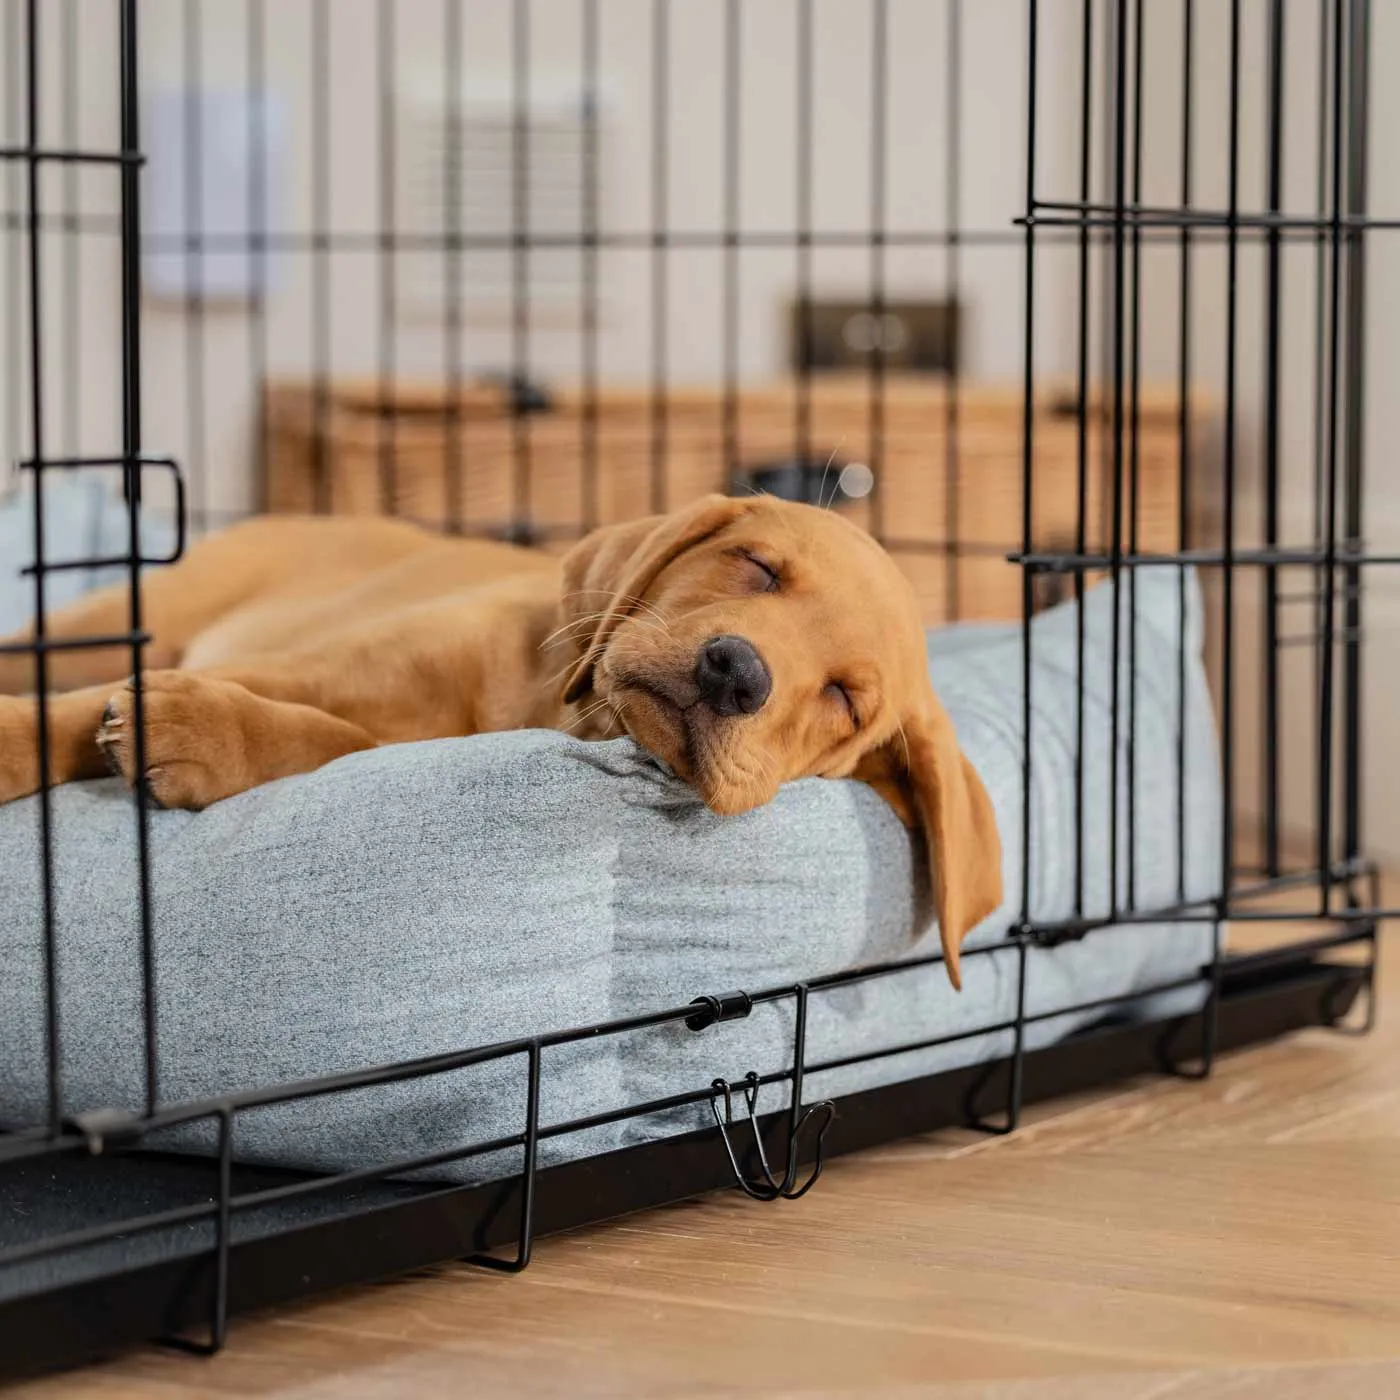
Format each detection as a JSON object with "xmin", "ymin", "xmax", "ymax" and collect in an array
[{"xmin": 694, "ymin": 635, "xmax": 772, "ymax": 717}]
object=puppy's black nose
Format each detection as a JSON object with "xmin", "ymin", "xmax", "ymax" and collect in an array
[{"xmin": 695, "ymin": 635, "xmax": 772, "ymax": 717}]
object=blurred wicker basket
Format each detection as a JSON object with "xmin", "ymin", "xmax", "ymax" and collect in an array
[{"xmin": 263, "ymin": 374, "xmax": 1208, "ymax": 626}]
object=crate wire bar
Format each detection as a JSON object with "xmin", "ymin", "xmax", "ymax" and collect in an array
[{"xmin": 0, "ymin": 0, "xmax": 1385, "ymax": 1373}]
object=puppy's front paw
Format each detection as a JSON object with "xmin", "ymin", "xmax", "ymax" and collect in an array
[
  {"xmin": 96, "ymin": 672, "xmax": 239, "ymax": 811},
  {"xmin": 0, "ymin": 696, "xmax": 39, "ymax": 805}
]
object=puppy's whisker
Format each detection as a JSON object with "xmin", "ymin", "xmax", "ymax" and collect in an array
[
  {"xmin": 564, "ymin": 697, "xmax": 614, "ymax": 735},
  {"xmin": 538, "ymin": 612, "xmax": 609, "ymax": 650},
  {"xmin": 609, "ymin": 594, "xmax": 672, "ymax": 633},
  {"xmin": 818, "ymin": 438, "xmax": 846, "ymax": 511},
  {"xmin": 894, "ymin": 718, "xmax": 912, "ymax": 766},
  {"xmin": 558, "ymin": 589, "xmax": 672, "ymax": 636},
  {"xmin": 538, "ymin": 605, "xmax": 670, "ymax": 653}
]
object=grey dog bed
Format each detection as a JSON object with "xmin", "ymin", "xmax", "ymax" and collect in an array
[{"xmin": 0, "ymin": 487, "xmax": 1220, "ymax": 1184}]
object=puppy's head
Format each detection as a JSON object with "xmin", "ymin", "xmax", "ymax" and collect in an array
[{"xmin": 558, "ymin": 493, "xmax": 1002, "ymax": 988}]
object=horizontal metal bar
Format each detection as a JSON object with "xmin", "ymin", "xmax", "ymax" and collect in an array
[
  {"xmin": 1023, "ymin": 204, "xmax": 1399, "ymax": 231},
  {"xmin": 0, "ymin": 632, "xmax": 149, "ymax": 656},
  {"xmin": 1032, "ymin": 197, "xmax": 1397, "ymax": 229},
  {"xmin": 17, "ymin": 454, "xmax": 178, "ymax": 471},
  {"xmin": 1226, "ymin": 907, "xmax": 1397, "ymax": 923},
  {"xmin": 1224, "ymin": 927, "xmax": 1377, "ymax": 974},
  {"xmin": 1023, "ymin": 893, "xmax": 1383, "ymax": 944},
  {"xmin": 0, "ymin": 146, "xmax": 142, "ymax": 165},
  {"xmin": 1278, "ymin": 630, "xmax": 1362, "ymax": 647},
  {"xmin": 1013, "ymin": 546, "xmax": 1390, "ymax": 570},
  {"xmin": 21, "ymin": 555, "xmax": 170, "ymax": 577},
  {"xmin": 1227, "ymin": 860, "xmax": 1374, "ymax": 904}
]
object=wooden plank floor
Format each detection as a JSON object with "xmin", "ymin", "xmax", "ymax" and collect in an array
[{"xmin": 17, "ymin": 923, "xmax": 1399, "ymax": 1400}]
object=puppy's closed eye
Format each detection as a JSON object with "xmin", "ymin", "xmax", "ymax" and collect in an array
[
  {"xmin": 734, "ymin": 548, "xmax": 781, "ymax": 593},
  {"xmin": 826, "ymin": 681, "xmax": 858, "ymax": 727}
]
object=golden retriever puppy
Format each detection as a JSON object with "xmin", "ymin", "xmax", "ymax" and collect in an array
[{"xmin": 0, "ymin": 494, "xmax": 1001, "ymax": 985}]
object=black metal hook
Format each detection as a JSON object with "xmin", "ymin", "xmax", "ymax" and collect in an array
[{"xmin": 709, "ymin": 1073, "xmax": 835, "ymax": 1202}]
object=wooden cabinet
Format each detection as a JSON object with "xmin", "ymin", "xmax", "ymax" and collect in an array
[{"xmin": 265, "ymin": 375, "xmax": 1209, "ymax": 626}]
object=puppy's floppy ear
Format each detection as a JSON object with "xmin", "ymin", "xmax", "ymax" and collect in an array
[
  {"xmin": 559, "ymin": 494, "xmax": 750, "ymax": 703},
  {"xmin": 853, "ymin": 696, "xmax": 1003, "ymax": 991}
]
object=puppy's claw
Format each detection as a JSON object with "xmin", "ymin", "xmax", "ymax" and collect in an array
[{"xmin": 95, "ymin": 725, "xmax": 122, "ymax": 777}]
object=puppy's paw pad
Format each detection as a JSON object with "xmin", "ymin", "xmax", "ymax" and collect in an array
[{"xmin": 97, "ymin": 675, "xmax": 225, "ymax": 810}]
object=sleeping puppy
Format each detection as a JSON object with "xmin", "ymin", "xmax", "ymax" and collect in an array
[{"xmin": 0, "ymin": 494, "xmax": 1001, "ymax": 986}]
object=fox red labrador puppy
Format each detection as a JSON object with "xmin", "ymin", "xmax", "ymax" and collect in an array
[{"xmin": 0, "ymin": 494, "xmax": 1002, "ymax": 986}]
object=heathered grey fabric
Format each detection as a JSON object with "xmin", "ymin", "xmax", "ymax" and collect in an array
[{"xmin": 0, "ymin": 487, "xmax": 1220, "ymax": 1184}]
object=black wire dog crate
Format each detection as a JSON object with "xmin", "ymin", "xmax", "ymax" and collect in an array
[{"xmin": 0, "ymin": 0, "xmax": 1385, "ymax": 1376}]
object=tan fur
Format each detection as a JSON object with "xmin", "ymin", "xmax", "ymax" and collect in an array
[{"xmin": 0, "ymin": 497, "xmax": 1002, "ymax": 986}]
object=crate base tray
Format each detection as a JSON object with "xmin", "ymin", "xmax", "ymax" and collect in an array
[{"xmin": 0, "ymin": 950, "xmax": 1368, "ymax": 1381}]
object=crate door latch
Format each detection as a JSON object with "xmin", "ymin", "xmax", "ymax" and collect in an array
[{"xmin": 708, "ymin": 1072, "xmax": 835, "ymax": 1202}]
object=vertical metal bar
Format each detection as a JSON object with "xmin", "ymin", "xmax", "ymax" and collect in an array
[
  {"xmin": 1199, "ymin": 917, "xmax": 1223, "ymax": 1076},
  {"xmin": 1260, "ymin": 0, "xmax": 1286, "ymax": 877},
  {"xmin": 648, "ymin": 0, "xmax": 668, "ymax": 516},
  {"xmin": 1312, "ymin": 0, "xmax": 1333, "ymax": 615},
  {"xmin": 1019, "ymin": 0, "xmax": 1039, "ymax": 934},
  {"xmin": 516, "ymin": 1041, "xmax": 541, "ymax": 1269},
  {"xmin": 61, "ymin": 0, "xmax": 79, "ymax": 471},
  {"xmin": 376, "ymin": 0, "xmax": 397, "ymax": 517},
  {"xmin": 119, "ymin": 0, "xmax": 158, "ymax": 1116},
  {"xmin": 4, "ymin": 0, "xmax": 20, "ymax": 497},
  {"xmin": 443, "ymin": 0, "xmax": 465, "ymax": 532},
  {"xmin": 1072, "ymin": 0, "xmax": 1092, "ymax": 919},
  {"xmin": 1007, "ymin": 935, "xmax": 1027, "ymax": 1132},
  {"xmin": 788, "ymin": 983, "xmax": 810, "ymax": 1151},
  {"xmin": 1094, "ymin": 0, "xmax": 1117, "ymax": 530},
  {"xmin": 1318, "ymin": 0, "xmax": 1346, "ymax": 914},
  {"xmin": 1174, "ymin": 0, "xmax": 1193, "ymax": 907},
  {"xmin": 720, "ymin": 0, "xmax": 740, "ymax": 487},
  {"xmin": 1106, "ymin": 0, "xmax": 1128, "ymax": 918},
  {"xmin": 247, "ymin": 0, "xmax": 269, "ymax": 513},
  {"xmin": 1219, "ymin": 0, "xmax": 1242, "ymax": 925},
  {"xmin": 182, "ymin": 0, "xmax": 206, "ymax": 529},
  {"xmin": 944, "ymin": 0, "xmax": 962, "ymax": 619},
  {"xmin": 471, "ymin": 1042, "xmax": 541, "ymax": 1272},
  {"xmin": 1341, "ymin": 0, "xmax": 1370, "ymax": 873},
  {"xmin": 1124, "ymin": 0, "xmax": 1144, "ymax": 912},
  {"xmin": 1220, "ymin": 0, "xmax": 1243, "ymax": 929},
  {"xmin": 795, "ymin": 0, "xmax": 813, "ymax": 484},
  {"xmin": 866, "ymin": 0, "xmax": 888, "ymax": 544},
  {"xmin": 511, "ymin": 0, "xmax": 531, "ymax": 531},
  {"xmin": 580, "ymin": 0, "xmax": 600, "ymax": 532},
  {"xmin": 211, "ymin": 1106, "xmax": 232, "ymax": 1350},
  {"xmin": 24, "ymin": 0, "xmax": 62, "ymax": 1134},
  {"xmin": 310, "ymin": 0, "xmax": 331, "ymax": 514},
  {"xmin": 1360, "ymin": 864, "xmax": 1381, "ymax": 1032}
]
